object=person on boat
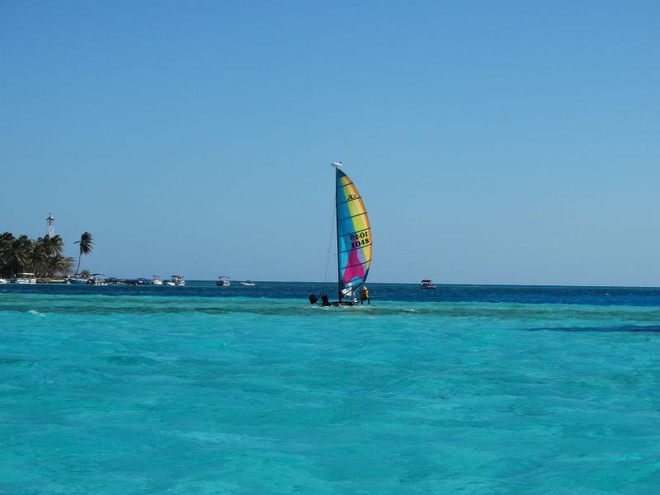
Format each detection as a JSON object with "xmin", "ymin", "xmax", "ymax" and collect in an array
[
  {"xmin": 360, "ymin": 285, "xmax": 370, "ymax": 305},
  {"xmin": 321, "ymin": 294, "xmax": 330, "ymax": 306},
  {"xmin": 309, "ymin": 294, "xmax": 318, "ymax": 305}
]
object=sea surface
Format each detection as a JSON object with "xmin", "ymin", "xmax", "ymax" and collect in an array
[{"xmin": 2, "ymin": 282, "xmax": 660, "ymax": 494}]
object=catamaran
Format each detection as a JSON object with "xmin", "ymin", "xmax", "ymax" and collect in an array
[{"xmin": 311, "ymin": 162, "xmax": 372, "ymax": 306}]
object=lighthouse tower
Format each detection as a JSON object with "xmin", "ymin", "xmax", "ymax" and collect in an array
[{"xmin": 46, "ymin": 213, "xmax": 55, "ymax": 237}]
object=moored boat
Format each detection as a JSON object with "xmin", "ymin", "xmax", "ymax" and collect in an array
[
  {"xmin": 13, "ymin": 273, "xmax": 37, "ymax": 284},
  {"xmin": 217, "ymin": 276, "xmax": 230, "ymax": 287},
  {"xmin": 239, "ymin": 280, "xmax": 255, "ymax": 286},
  {"xmin": 87, "ymin": 274, "xmax": 108, "ymax": 286},
  {"xmin": 420, "ymin": 279, "xmax": 437, "ymax": 289},
  {"xmin": 169, "ymin": 275, "xmax": 185, "ymax": 286}
]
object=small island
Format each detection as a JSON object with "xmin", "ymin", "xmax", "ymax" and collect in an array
[{"xmin": 0, "ymin": 230, "xmax": 94, "ymax": 284}]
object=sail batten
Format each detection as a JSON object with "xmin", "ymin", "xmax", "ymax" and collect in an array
[
  {"xmin": 339, "ymin": 212, "xmax": 368, "ymax": 222},
  {"xmin": 338, "ymin": 246, "xmax": 371, "ymax": 255},
  {"xmin": 336, "ymin": 197, "xmax": 363, "ymax": 206}
]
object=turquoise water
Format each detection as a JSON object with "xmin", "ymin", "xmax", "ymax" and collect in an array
[{"xmin": 2, "ymin": 283, "xmax": 660, "ymax": 494}]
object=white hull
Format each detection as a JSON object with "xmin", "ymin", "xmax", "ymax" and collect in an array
[
  {"xmin": 87, "ymin": 274, "xmax": 108, "ymax": 286},
  {"xmin": 14, "ymin": 273, "xmax": 37, "ymax": 284}
]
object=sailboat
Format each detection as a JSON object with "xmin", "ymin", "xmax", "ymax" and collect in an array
[{"xmin": 312, "ymin": 162, "xmax": 372, "ymax": 306}]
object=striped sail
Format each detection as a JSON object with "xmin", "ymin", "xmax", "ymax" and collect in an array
[{"xmin": 335, "ymin": 166, "xmax": 371, "ymax": 300}]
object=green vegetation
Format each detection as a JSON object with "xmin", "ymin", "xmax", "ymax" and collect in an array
[
  {"xmin": 0, "ymin": 231, "xmax": 93, "ymax": 279},
  {"xmin": 74, "ymin": 232, "xmax": 94, "ymax": 276}
]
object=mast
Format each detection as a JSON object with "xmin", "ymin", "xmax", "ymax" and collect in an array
[{"xmin": 331, "ymin": 161, "xmax": 343, "ymax": 301}]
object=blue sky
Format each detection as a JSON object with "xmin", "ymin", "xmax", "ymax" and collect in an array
[{"xmin": 1, "ymin": 1, "xmax": 659, "ymax": 285}]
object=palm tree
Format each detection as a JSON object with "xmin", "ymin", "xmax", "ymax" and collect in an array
[
  {"xmin": 0, "ymin": 232, "xmax": 15, "ymax": 277},
  {"xmin": 8, "ymin": 235, "xmax": 33, "ymax": 276},
  {"xmin": 53, "ymin": 256, "xmax": 75, "ymax": 277},
  {"xmin": 32, "ymin": 239, "xmax": 48, "ymax": 277},
  {"xmin": 36, "ymin": 235, "xmax": 65, "ymax": 277},
  {"xmin": 74, "ymin": 232, "xmax": 94, "ymax": 275},
  {"xmin": 44, "ymin": 235, "xmax": 64, "ymax": 258}
]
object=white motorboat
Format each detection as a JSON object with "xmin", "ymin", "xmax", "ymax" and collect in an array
[
  {"xmin": 239, "ymin": 280, "xmax": 255, "ymax": 287},
  {"xmin": 420, "ymin": 279, "xmax": 437, "ymax": 289},
  {"xmin": 169, "ymin": 275, "xmax": 185, "ymax": 286},
  {"xmin": 87, "ymin": 274, "xmax": 108, "ymax": 286},
  {"xmin": 152, "ymin": 275, "xmax": 163, "ymax": 286},
  {"xmin": 13, "ymin": 273, "xmax": 37, "ymax": 284},
  {"xmin": 216, "ymin": 276, "xmax": 230, "ymax": 287}
]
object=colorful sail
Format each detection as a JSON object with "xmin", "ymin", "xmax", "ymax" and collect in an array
[{"xmin": 334, "ymin": 164, "xmax": 371, "ymax": 300}]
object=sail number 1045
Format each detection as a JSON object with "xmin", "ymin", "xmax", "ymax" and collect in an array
[{"xmin": 350, "ymin": 232, "xmax": 370, "ymax": 249}]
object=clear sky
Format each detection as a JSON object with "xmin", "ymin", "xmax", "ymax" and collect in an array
[{"xmin": 1, "ymin": 1, "xmax": 659, "ymax": 285}]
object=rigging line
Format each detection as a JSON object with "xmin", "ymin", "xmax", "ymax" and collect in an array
[{"xmin": 323, "ymin": 202, "xmax": 336, "ymax": 283}]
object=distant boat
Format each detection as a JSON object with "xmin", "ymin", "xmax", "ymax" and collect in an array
[
  {"xmin": 152, "ymin": 275, "xmax": 163, "ymax": 286},
  {"xmin": 67, "ymin": 276, "xmax": 88, "ymax": 285},
  {"xmin": 37, "ymin": 278, "xmax": 68, "ymax": 284},
  {"xmin": 311, "ymin": 162, "xmax": 371, "ymax": 306},
  {"xmin": 13, "ymin": 273, "xmax": 37, "ymax": 284},
  {"xmin": 87, "ymin": 274, "xmax": 108, "ymax": 286},
  {"xmin": 239, "ymin": 280, "xmax": 255, "ymax": 287},
  {"xmin": 168, "ymin": 275, "xmax": 185, "ymax": 286},
  {"xmin": 420, "ymin": 279, "xmax": 436, "ymax": 289},
  {"xmin": 0, "ymin": 277, "xmax": 8, "ymax": 284},
  {"xmin": 216, "ymin": 276, "xmax": 230, "ymax": 287}
]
